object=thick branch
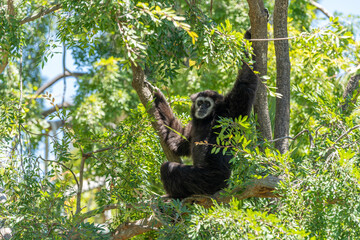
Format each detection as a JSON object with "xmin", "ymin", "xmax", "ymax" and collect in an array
[
  {"xmin": 130, "ymin": 62, "xmax": 182, "ymax": 163},
  {"xmin": 185, "ymin": 175, "xmax": 281, "ymax": 207},
  {"xmin": 112, "ymin": 175, "xmax": 281, "ymax": 239},
  {"xmin": 309, "ymin": 0, "xmax": 333, "ymax": 19},
  {"xmin": 113, "ymin": 215, "xmax": 162, "ymax": 240},
  {"xmin": 246, "ymin": 0, "xmax": 272, "ymax": 141},
  {"xmin": 20, "ymin": 4, "xmax": 62, "ymax": 25},
  {"xmin": 34, "ymin": 71, "xmax": 85, "ymax": 99},
  {"xmin": 0, "ymin": 52, "xmax": 9, "ymax": 75},
  {"xmin": 341, "ymin": 74, "xmax": 360, "ymax": 112},
  {"xmin": 273, "ymin": 0, "xmax": 291, "ymax": 153}
]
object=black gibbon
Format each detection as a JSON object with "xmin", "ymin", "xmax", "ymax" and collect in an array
[{"xmin": 154, "ymin": 33, "xmax": 258, "ymax": 199}]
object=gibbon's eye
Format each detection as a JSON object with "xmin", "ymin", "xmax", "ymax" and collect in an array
[
  {"xmin": 204, "ymin": 101, "xmax": 211, "ymax": 108},
  {"xmin": 197, "ymin": 100, "xmax": 203, "ymax": 107}
]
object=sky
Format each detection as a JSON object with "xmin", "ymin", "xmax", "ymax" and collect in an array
[
  {"xmin": 320, "ymin": 0, "xmax": 359, "ymax": 16},
  {"xmin": 40, "ymin": 0, "xmax": 360, "ymax": 107}
]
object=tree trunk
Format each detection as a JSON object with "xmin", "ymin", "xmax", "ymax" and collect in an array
[
  {"xmin": 273, "ymin": 0, "xmax": 291, "ymax": 153},
  {"xmin": 246, "ymin": 0, "xmax": 272, "ymax": 141},
  {"xmin": 341, "ymin": 74, "xmax": 360, "ymax": 112}
]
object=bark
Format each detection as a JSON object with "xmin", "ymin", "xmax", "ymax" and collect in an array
[
  {"xmin": 309, "ymin": 0, "xmax": 333, "ymax": 19},
  {"xmin": 0, "ymin": 52, "xmax": 9, "ymax": 75},
  {"xmin": 273, "ymin": 0, "xmax": 291, "ymax": 153},
  {"xmin": 246, "ymin": 0, "xmax": 272, "ymax": 141},
  {"xmin": 112, "ymin": 175, "xmax": 281, "ymax": 239},
  {"xmin": 341, "ymin": 74, "xmax": 360, "ymax": 112},
  {"xmin": 186, "ymin": 175, "xmax": 281, "ymax": 207},
  {"xmin": 130, "ymin": 62, "xmax": 182, "ymax": 163},
  {"xmin": 112, "ymin": 216, "xmax": 162, "ymax": 240}
]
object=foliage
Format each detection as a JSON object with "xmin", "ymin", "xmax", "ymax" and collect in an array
[{"xmin": 0, "ymin": 0, "xmax": 360, "ymax": 239}]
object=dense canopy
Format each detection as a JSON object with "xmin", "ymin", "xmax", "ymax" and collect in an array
[{"xmin": 1, "ymin": 0, "xmax": 360, "ymax": 239}]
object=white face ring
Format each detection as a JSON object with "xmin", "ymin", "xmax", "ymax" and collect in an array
[{"xmin": 194, "ymin": 97, "xmax": 214, "ymax": 119}]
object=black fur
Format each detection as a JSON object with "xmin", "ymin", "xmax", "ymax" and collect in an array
[{"xmin": 154, "ymin": 35, "xmax": 258, "ymax": 199}]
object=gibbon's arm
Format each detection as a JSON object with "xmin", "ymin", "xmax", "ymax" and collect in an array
[
  {"xmin": 223, "ymin": 28, "xmax": 258, "ymax": 119},
  {"xmin": 223, "ymin": 61, "xmax": 258, "ymax": 119},
  {"xmin": 154, "ymin": 90, "xmax": 191, "ymax": 157}
]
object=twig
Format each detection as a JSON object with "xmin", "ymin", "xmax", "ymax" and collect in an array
[
  {"xmin": 62, "ymin": 42, "xmax": 67, "ymax": 105},
  {"xmin": 42, "ymin": 101, "xmax": 72, "ymax": 117},
  {"xmin": 19, "ymin": 48, "xmax": 23, "ymax": 171},
  {"xmin": 20, "ymin": 4, "xmax": 62, "ymax": 25},
  {"xmin": 324, "ymin": 124, "xmax": 360, "ymax": 158},
  {"xmin": 268, "ymin": 129, "xmax": 314, "ymax": 148},
  {"xmin": 41, "ymin": 157, "xmax": 80, "ymax": 189},
  {"xmin": 332, "ymin": 125, "xmax": 360, "ymax": 146},
  {"xmin": 82, "ymin": 146, "xmax": 116, "ymax": 158},
  {"xmin": 76, "ymin": 147, "xmax": 86, "ymax": 214}
]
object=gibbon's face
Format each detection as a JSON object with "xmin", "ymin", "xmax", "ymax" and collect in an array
[{"xmin": 194, "ymin": 96, "xmax": 215, "ymax": 119}]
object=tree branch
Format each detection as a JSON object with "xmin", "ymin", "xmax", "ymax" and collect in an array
[
  {"xmin": 0, "ymin": 3, "xmax": 61, "ymax": 75},
  {"xmin": 82, "ymin": 146, "xmax": 116, "ymax": 158},
  {"xmin": 332, "ymin": 124, "xmax": 360, "ymax": 146},
  {"xmin": 41, "ymin": 102, "xmax": 72, "ymax": 117},
  {"xmin": 325, "ymin": 124, "xmax": 360, "ymax": 158},
  {"xmin": 268, "ymin": 129, "xmax": 314, "ymax": 148},
  {"xmin": 309, "ymin": 0, "xmax": 333, "ymax": 19},
  {"xmin": 76, "ymin": 149, "xmax": 86, "ymax": 214},
  {"xmin": 34, "ymin": 71, "xmax": 85, "ymax": 99},
  {"xmin": 112, "ymin": 215, "xmax": 162, "ymax": 240},
  {"xmin": 20, "ymin": 4, "xmax": 62, "ymax": 25},
  {"xmin": 183, "ymin": 175, "xmax": 281, "ymax": 208},
  {"xmin": 341, "ymin": 74, "xmax": 360, "ymax": 112},
  {"xmin": 130, "ymin": 62, "xmax": 182, "ymax": 163},
  {"xmin": 112, "ymin": 175, "xmax": 281, "ymax": 239},
  {"xmin": 41, "ymin": 157, "xmax": 80, "ymax": 189},
  {"xmin": 79, "ymin": 204, "xmax": 118, "ymax": 222}
]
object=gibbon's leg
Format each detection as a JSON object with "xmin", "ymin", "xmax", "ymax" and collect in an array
[{"xmin": 160, "ymin": 162, "xmax": 230, "ymax": 199}]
